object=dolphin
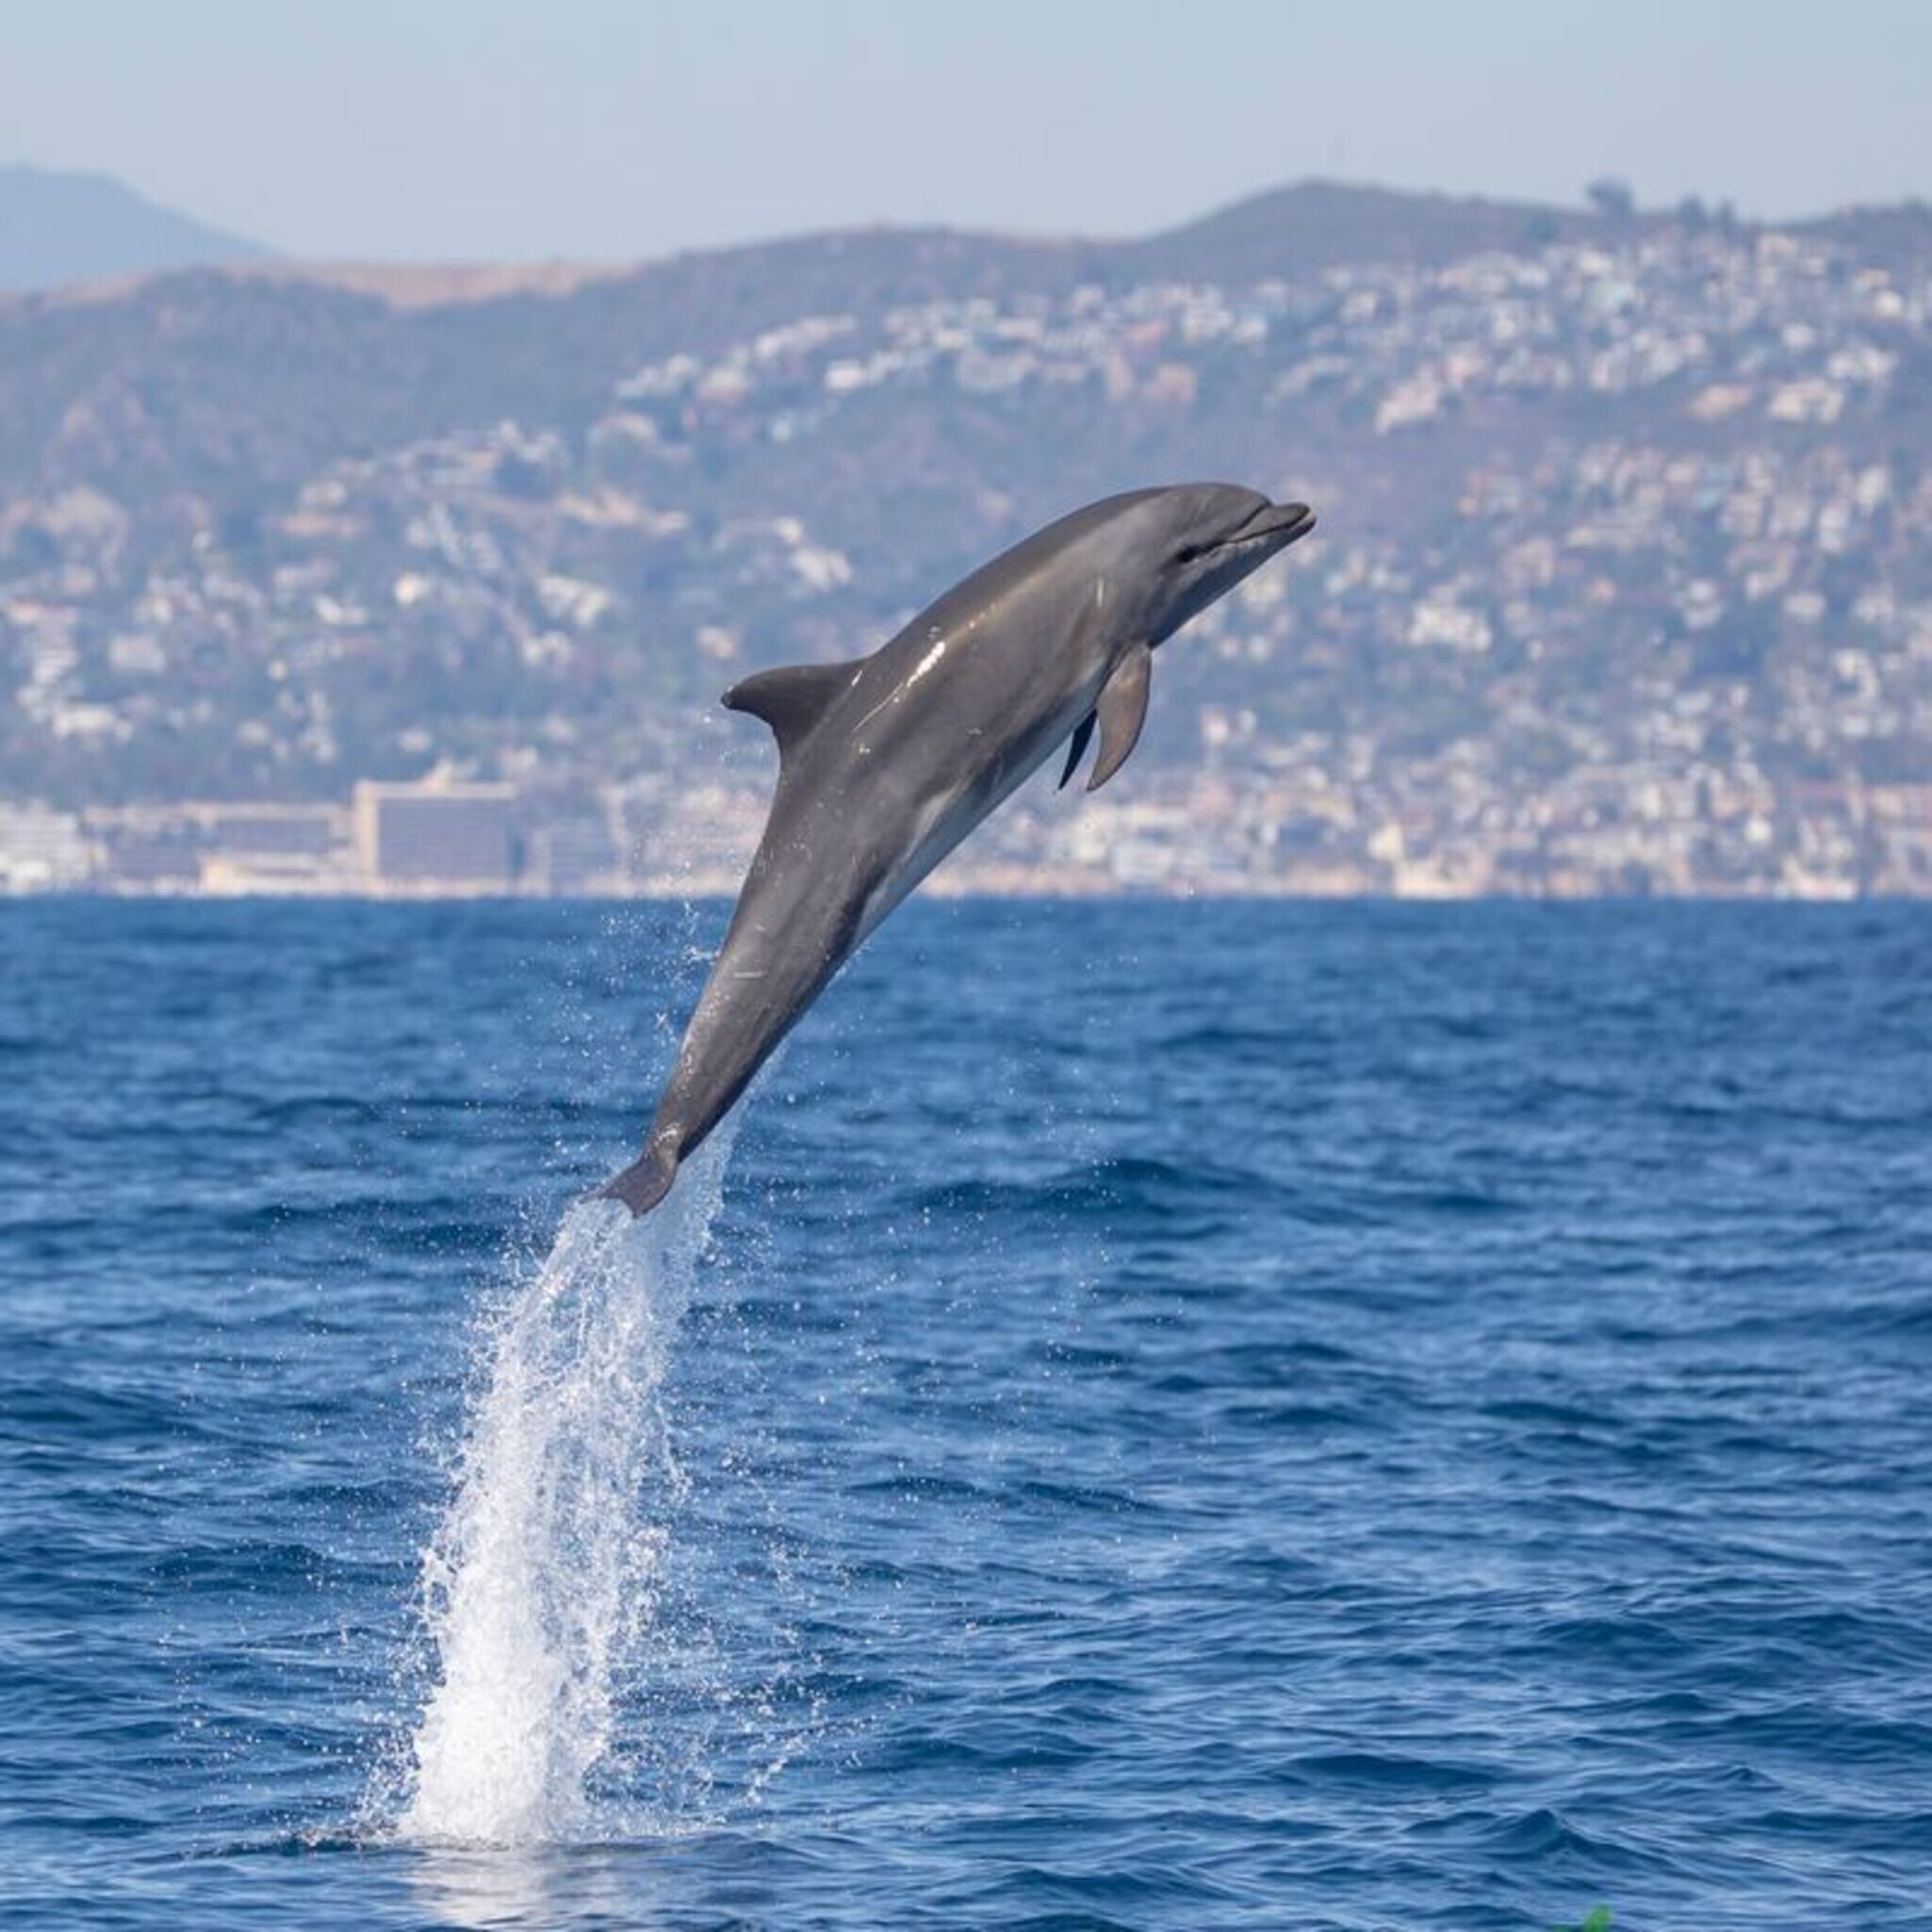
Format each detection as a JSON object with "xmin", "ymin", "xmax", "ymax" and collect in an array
[{"xmin": 602, "ymin": 483, "xmax": 1317, "ymax": 1215}]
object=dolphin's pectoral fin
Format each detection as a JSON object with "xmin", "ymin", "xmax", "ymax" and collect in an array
[
  {"xmin": 1058, "ymin": 712, "xmax": 1096, "ymax": 790},
  {"xmin": 1087, "ymin": 642, "xmax": 1153, "ymax": 792},
  {"xmin": 722, "ymin": 660, "xmax": 858, "ymax": 762}
]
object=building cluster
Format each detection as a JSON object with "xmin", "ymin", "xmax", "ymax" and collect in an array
[
  {"xmin": 4, "ymin": 214, "xmax": 1930, "ymax": 895},
  {"xmin": 14, "ymin": 757, "xmax": 1928, "ymax": 901},
  {"xmin": 8, "ymin": 779, "xmax": 525, "ymax": 897}
]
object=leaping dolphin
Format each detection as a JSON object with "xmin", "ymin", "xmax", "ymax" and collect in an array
[{"xmin": 602, "ymin": 483, "xmax": 1317, "ymax": 1215}]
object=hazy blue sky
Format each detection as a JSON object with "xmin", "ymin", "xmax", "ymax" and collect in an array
[{"xmin": 4, "ymin": 0, "xmax": 1926, "ymax": 261}]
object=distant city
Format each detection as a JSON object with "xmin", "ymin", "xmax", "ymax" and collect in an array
[{"xmin": 3, "ymin": 179, "xmax": 1930, "ymax": 898}]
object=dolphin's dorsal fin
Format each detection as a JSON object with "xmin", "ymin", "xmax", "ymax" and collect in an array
[
  {"xmin": 722, "ymin": 661, "xmax": 855, "ymax": 760},
  {"xmin": 1087, "ymin": 642, "xmax": 1152, "ymax": 792}
]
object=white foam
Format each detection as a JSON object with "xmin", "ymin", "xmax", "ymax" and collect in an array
[{"xmin": 398, "ymin": 1134, "xmax": 734, "ymax": 1846}]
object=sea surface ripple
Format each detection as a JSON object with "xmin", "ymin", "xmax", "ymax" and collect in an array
[{"xmin": 1, "ymin": 899, "xmax": 1928, "ymax": 1929}]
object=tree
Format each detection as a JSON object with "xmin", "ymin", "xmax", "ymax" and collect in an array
[{"xmin": 1586, "ymin": 177, "xmax": 1637, "ymax": 221}]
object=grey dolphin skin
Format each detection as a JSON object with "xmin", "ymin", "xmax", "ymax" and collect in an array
[{"xmin": 602, "ymin": 483, "xmax": 1317, "ymax": 1216}]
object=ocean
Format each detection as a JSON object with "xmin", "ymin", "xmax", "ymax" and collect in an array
[{"xmin": 2, "ymin": 897, "xmax": 1927, "ymax": 1930}]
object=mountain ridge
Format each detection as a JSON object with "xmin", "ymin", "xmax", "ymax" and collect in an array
[
  {"xmin": 13, "ymin": 170, "xmax": 1932, "ymax": 310},
  {"xmin": 0, "ymin": 162, "xmax": 270, "ymax": 291}
]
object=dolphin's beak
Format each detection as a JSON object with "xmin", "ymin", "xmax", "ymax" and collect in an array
[{"xmin": 1243, "ymin": 500, "xmax": 1318, "ymax": 546}]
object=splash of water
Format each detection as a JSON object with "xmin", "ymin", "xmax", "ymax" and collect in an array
[{"xmin": 398, "ymin": 1135, "xmax": 734, "ymax": 1846}]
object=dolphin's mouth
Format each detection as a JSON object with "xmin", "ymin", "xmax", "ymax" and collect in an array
[{"xmin": 1225, "ymin": 499, "xmax": 1317, "ymax": 549}]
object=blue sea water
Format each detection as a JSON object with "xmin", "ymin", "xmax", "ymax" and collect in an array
[{"xmin": 2, "ymin": 897, "xmax": 1928, "ymax": 1930}]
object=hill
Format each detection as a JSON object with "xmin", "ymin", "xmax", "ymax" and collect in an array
[
  {"xmin": 2, "ymin": 178, "xmax": 1930, "ymax": 896},
  {"xmin": 0, "ymin": 163, "xmax": 270, "ymax": 292}
]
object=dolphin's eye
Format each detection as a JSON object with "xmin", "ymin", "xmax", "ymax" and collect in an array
[{"xmin": 1175, "ymin": 543, "xmax": 1204, "ymax": 565}]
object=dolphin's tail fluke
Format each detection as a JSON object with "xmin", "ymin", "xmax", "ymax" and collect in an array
[{"xmin": 598, "ymin": 1140, "xmax": 679, "ymax": 1219}]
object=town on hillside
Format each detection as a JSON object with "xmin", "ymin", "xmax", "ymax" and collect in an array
[{"xmin": 3, "ymin": 185, "xmax": 1930, "ymax": 897}]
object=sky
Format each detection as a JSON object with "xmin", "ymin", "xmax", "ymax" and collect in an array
[{"xmin": 3, "ymin": 0, "xmax": 1927, "ymax": 263}]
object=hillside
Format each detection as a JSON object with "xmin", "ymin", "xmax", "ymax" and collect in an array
[{"xmin": 3, "ymin": 179, "xmax": 1930, "ymax": 895}]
